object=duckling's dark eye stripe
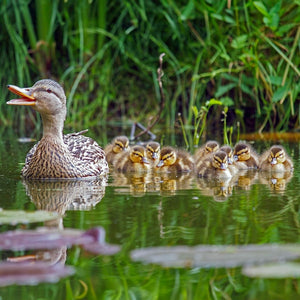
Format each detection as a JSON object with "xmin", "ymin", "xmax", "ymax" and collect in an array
[
  {"xmin": 237, "ymin": 149, "xmax": 248, "ymax": 155},
  {"xmin": 163, "ymin": 154, "xmax": 173, "ymax": 160},
  {"xmin": 115, "ymin": 142, "xmax": 124, "ymax": 147}
]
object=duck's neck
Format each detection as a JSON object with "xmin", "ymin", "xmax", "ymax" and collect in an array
[{"xmin": 41, "ymin": 112, "xmax": 66, "ymax": 142}]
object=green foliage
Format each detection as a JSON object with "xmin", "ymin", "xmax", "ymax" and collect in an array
[{"xmin": 0, "ymin": 0, "xmax": 299, "ymax": 135}]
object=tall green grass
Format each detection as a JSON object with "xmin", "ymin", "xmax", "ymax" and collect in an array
[{"xmin": 0, "ymin": 0, "xmax": 299, "ymax": 140}]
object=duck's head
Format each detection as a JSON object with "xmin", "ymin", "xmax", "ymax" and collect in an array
[
  {"xmin": 220, "ymin": 145, "xmax": 234, "ymax": 164},
  {"xmin": 268, "ymin": 145, "xmax": 286, "ymax": 165},
  {"xmin": 112, "ymin": 136, "xmax": 129, "ymax": 154},
  {"xmin": 156, "ymin": 147, "xmax": 177, "ymax": 167},
  {"xmin": 205, "ymin": 140, "xmax": 219, "ymax": 154},
  {"xmin": 129, "ymin": 146, "xmax": 149, "ymax": 164},
  {"xmin": 212, "ymin": 151, "xmax": 228, "ymax": 170},
  {"xmin": 233, "ymin": 143, "xmax": 251, "ymax": 162},
  {"xmin": 146, "ymin": 141, "xmax": 160, "ymax": 161},
  {"xmin": 7, "ymin": 79, "xmax": 66, "ymax": 117}
]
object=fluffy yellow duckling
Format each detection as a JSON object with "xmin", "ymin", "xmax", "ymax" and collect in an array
[
  {"xmin": 146, "ymin": 141, "xmax": 161, "ymax": 166},
  {"xmin": 156, "ymin": 146, "xmax": 194, "ymax": 173},
  {"xmin": 259, "ymin": 145, "xmax": 293, "ymax": 173},
  {"xmin": 197, "ymin": 150, "xmax": 232, "ymax": 179},
  {"xmin": 233, "ymin": 142, "xmax": 259, "ymax": 169},
  {"xmin": 114, "ymin": 145, "xmax": 150, "ymax": 173},
  {"xmin": 194, "ymin": 140, "xmax": 220, "ymax": 165},
  {"xmin": 220, "ymin": 145, "xmax": 238, "ymax": 175},
  {"xmin": 104, "ymin": 136, "xmax": 130, "ymax": 165}
]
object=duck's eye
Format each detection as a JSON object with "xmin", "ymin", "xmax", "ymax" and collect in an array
[{"xmin": 46, "ymin": 89, "xmax": 52, "ymax": 93}]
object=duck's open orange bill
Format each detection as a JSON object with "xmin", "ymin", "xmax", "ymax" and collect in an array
[{"xmin": 7, "ymin": 85, "xmax": 36, "ymax": 106}]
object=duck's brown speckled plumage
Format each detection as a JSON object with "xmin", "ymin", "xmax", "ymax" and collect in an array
[{"xmin": 7, "ymin": 79, "xmax": 108, "ymax": 179}]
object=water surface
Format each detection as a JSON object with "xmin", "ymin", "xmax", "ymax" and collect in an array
[{"xmin": 0, "ymin": 130, "xmax": 300, "ymax": 299}]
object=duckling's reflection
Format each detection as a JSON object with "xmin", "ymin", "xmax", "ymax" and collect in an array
[
  {"xmin": 9, "ymin": 177, "xmax": 107, "ymax": 265},
  {"xmin": 159, "ymin": 172, "xmax": 194, "ymax": 196},
  {"xmin": 196, "ymin": 177, "xmax": 234, "ymax": 202},
  {"xmin": 110, "ymin": 170, "xmax": 194, "ymax": 196},
  {"xmin": 258, "ymin": 171, "xmax": 293, "ymax": 193},
  {"xmin": 233, "ymin": 170, "xmax": 258, "ymax": 191}
]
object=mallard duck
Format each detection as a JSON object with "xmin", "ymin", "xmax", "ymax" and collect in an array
[
  {"xmin": 233, "ymin": 142, "xmax": 259, "ymax": 170},
  {"xmin": 194, "ymin": 140, "xmax": 220, "ymax": 165},
  {"xmin": 220, "ymin": 144, "xmax": 238, "ymax": 175},
  {"xmin": 114, "ymin": 145, "xmax": 150, "ymax": 172},
  {"xmin": 156, "ymin": 146, "xmax": 194, "ymax": 173},
  {"xmin": 7, "ymin": 79, "xmax": 109, "ymax": 179},
  {"xmin": 197, "ymin": 150, "xmax": 232, "ymax": 178},
  {"xmin": 259, "ymin": 145, "xmax": 293, "ymax": 173},
  {"xmin": 104, "ymin": 136, "xmax": 129, "ymax": 165},
  {"xmin": 146, "ymin": 141, "xmax": 161, "ymax": 166}
]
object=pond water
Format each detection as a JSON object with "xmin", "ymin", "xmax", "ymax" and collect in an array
[{"xmin": 0, "ymin": 129, "xmax": 300, "ymax": 299}]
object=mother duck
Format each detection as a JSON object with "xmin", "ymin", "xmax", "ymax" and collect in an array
[{"xmin": 7, "ymin": 79, "xmax": 109, "ymax": 179}]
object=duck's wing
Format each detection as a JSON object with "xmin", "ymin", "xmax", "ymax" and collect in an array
[{"xmin": 64, "ymin": 131, "xmax": 109, "ymax": 175}]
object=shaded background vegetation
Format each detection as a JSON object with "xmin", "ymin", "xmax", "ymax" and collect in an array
[{"xmin": 0, "ymin": 0, "xmax": 299, "ymax": 140}]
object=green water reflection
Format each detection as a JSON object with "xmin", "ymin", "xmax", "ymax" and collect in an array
[{"xmin": 0, "ymin": 130, "xmax": 300, "ymax": 299}]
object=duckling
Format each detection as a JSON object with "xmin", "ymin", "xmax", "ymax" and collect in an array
[
  {"xmin": 146, "ymin": 141, "xmax": 161, "ymax": 166},
  {"xmin": 104, "ymin": 136, "xmax": 130, "ymax": 165},
  {"xmin": 114, "ymin": 145, "xmax": 150, "ymax": 173},
  {"xmin": 259, "ymin": 145, "xmax": 293, "ymax": 173},
  {"xmin": 7, "ymin": 79, "xmax": 108, "ymax": 179},
  {"xmin": 197, "ymin": 150, "xmax": 232, "ymax": 179},
  {"xmin": 220, "ymin": 145, "xmax": 238, "ymax": 175},
  {"xmin": 194, "ymin": 140, "xmax": 220, "ymax": 165},
  {"xmin": 233, "ymin": 142, "xmax": 259, "ymax": 170},
  {"xmin": 156, "ymin": 146, "xmax": 194, "ymax": 173}
]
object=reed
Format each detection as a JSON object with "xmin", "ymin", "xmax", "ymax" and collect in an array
[{"xmin": 0, "ymin": 0, "xmax": 299, "ymax": 135}]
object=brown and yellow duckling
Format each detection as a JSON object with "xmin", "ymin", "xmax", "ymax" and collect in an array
[
  {"xmin": 194, "ymin": 140, "xmax": 220, "ymax": 165},
  {"xmin": 233, "ymin": 142, "xmax": 259, "ymax": 170},
  {"xmin": 146, "ymin": 141, "xmax": 161, "ymax": 166},
  {"xmin": 197, "ymin": 150, "xmax": 232, "ymax": 179},
  {"xmin": 259, "ymin": 145, "xmax": 293, "ymax": 173},
  {"xmin": 7, "ymin": 79, "xmax": 108, "ymax": 179},
  {"xmin": 156, "ymin": 146, "xmax": 194, "ymax": 173},
  {"xmin": 104, "ymin": 136, "xmax": 130, "ymax": 165},
  {"xmin": 220, "ymin": 145, "xmax": 238, "ymax": 175},
  {"xmin": 114, "ymin": 145, "xmax": 150, "ymax": 173}
]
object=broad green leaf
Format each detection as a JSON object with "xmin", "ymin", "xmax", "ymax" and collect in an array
[
  {"xmin": 220, "ymin": 97, "xmax": 234, "ymax": 106},
  {"xmin": 253, "ymin": 1, "xmax": 269, "ymax": 16},
  {"xmin": 231, "ymin": 35, "xmax": 248, "ymax": 49},
  {"xmin": 0, "ymin": 210, "xmax": 59, "ymax": 225},
  {"xmin": 215, "ymin": 83, "xmax": 236, "ymax": 98},
  {"xmin": 269, "ymin": 76, "xmax": 283, "ymax": 86},
  {"xmin": 205, "ymin": 99, "xmax": 223, "ymax": 107},
  {"xmin": 180, "ymin": 0, "xmax": 194, "ymax": 21},
  {"xmin": 272, "ymin": 85, "xmax": 289, "ymax": 103}
]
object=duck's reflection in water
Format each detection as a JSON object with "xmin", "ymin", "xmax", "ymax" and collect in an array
[
  {"xmin": 258, "ymin": 171, "xmax": 293, "ymax": 193},
  {"xmin": 24, "ymin": 176, "xmax": 107, "ymax": 212},
  {"xmin": 8, "ymin": 176, "xmax": 108, "ymax": 266}
]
